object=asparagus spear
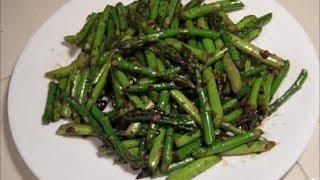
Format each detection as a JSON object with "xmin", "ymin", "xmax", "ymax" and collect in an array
[
  {"xmin": 196, "ymin": 69, "xmax": 215, "ymax": 145},
  {"xmin": 269, "ymin": 69, "xmax": 308, "ymax": 114},
  {"xmin": 45, "ymin": 53, "xmax": 89, "ymax": 79},
  {"xmin": 223, "ymin": 53, "xmax": 242, "ymax": 94},
  {"xmin": 167, "ymin": 155, "xmax": 221, "ymax": 179},
  {"xmin": 271, "ymin": 60, "xmax": 290, "ymax": 96},
  {"xmin": 170, "ymin": 90, "xmax": 202, "ymax": 126},
  {"xmin": 231, "ymin": 34, "xmax": 285, "ymax": 69},
  {"xmin": 192, "ymin": 129, "xmax": 263, "ymax": 158},
  {"xmin": 160, "ymin": 126, "xmax": 174, "ymax": 172},
  {"xmin": 118, "ymin": 28, "xmax": 220, "ymax": 49},
  {"xmin": 202, "ymin": 67, "xmax": 224, "ymax": 127},
  {"xmin": 56, "ymin": 123, "xmax": 95, "ymax": 136},
  {"xmin": 221, "ymin": 140, "xmax": 275, "ymax": 155},
  {"xmin": 64, "ymin": 13, "xmax": 99, "ymax": 44},
  {"xmin": 182, "ymin": 0, "xmax": 244, "ymax": 19},
  {"xmin": 42, "ymin": 82, "xmax": 59, "ymax": 124},
  {"xmin": 91, "ymin": 5, "xmax": 112, "ymax": 65}
]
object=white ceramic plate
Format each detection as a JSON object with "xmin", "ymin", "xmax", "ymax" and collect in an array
[{"xmin": 8, "ymin": 0, "xmax": 319, "ymax": 179}]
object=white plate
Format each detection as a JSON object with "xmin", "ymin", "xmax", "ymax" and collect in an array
[{"xmin": 8, "ymin": 0, "xmax": 319, "ymax": 179}]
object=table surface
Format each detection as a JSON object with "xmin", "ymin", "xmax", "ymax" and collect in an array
[{"xmin": 1, "ymin": 0, "xmax": 319, "ymax": 179}]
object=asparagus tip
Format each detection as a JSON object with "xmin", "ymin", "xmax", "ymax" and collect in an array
[
  {"xmin": 265, "ymin": 141, "xmax": 276, "ymax": 151},
  {"xmin": 64, "ymin": 35, "xmax": 76, "ymax": 44},
  {"xmin": 253, "ymin": 129, "xmax": 264, "ymax": 136}
]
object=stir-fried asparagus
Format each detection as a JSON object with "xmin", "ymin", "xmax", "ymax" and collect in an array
[{"xmin": 42, "ymin": 0, "xmax": 308, "ymax": 178}]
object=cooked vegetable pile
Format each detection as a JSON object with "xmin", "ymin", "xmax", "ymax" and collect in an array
[{"xmin": 42, "ymin": 0, "xmax": 308, "ymax": 179}]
